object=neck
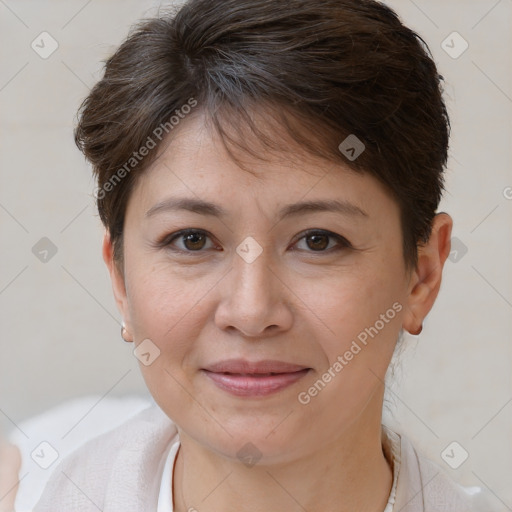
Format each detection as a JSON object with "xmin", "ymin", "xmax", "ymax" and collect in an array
[{"xmin": 172, "ymin": 396, "xmax": 393, "ymax": 512}]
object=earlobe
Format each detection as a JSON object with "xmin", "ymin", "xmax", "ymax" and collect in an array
[
  {"xmin": 102, "ymin": 230, "xmax": 132, "ymax": 333},
  {"xmin": 402, "ymin": 213, "xmax": 453, "ymax": 335}
]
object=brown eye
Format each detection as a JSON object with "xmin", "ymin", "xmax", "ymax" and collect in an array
[
  {"xmin": 306, "ymin": 233, "xmax": 329, "ymax": 251},
  {"xmin": 293, "ymin": 230, "xmax": 351, "ymax": 253},
  {"xmin": 182, "ymin": 231, "xmax": 207, "ymax": 250},
  {"xmin": 161, "ymin": 229, "xmax": 217, "ymax": 252}
]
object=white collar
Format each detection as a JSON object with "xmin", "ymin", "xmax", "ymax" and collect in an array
[{"xmin": 157, "ymin": 436, "xmax": 180, "ymax": 512}]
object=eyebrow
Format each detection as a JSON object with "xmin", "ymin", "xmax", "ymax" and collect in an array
[{"xmin": 145, "ymin": 197, "xmax": 369, "ymax": 220}]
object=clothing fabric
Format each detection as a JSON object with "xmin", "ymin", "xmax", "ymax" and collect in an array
[
  {"xmin": 34, "ymin": 404, "xmax": 478, "ymax": 511},
  {"xmin": 157, "ymin": 437, "xmax": 179, "ymax": 512}
]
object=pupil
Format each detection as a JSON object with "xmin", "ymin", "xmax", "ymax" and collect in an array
[
  {"xmin": 184, "ymin": 232, "xmax": 205, "ymax": 250},
  {"xmin": 308, "ymin": 234, "xmax": 328, "ymax": 250}
]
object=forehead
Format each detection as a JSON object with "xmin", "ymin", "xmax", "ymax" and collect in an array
[{"xmin": 127, "ymin": 112, "xmax": 398, "ymax": 223}]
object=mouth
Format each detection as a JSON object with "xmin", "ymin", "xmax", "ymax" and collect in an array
[{"xmin": 201, "ymin": 359, "xmax": 311, "ymax": 397}]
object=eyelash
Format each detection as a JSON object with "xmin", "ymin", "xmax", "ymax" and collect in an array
[{"xmin": 157, "ymin": 229, "xmax": 352, "ymax": 255}]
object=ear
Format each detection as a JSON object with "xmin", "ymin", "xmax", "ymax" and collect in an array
[
  {"xmin": 102, "ymin": 230, "xmax": 133, "ymax": 335},
  {"xmin": 402, "ymin": 213, "xmax": 453, "ymax": 335}
]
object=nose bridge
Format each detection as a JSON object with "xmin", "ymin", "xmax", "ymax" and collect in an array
[
  {"xmin": 214, "ymin": 244, "xmax": 292, "ymax": 336},
  {"xmin": 230, "ymin": 247, "xmax": 276, "ymax": 312}
]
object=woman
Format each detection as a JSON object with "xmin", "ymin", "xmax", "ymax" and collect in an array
[{"xmin": 34, "ymin": 0, "xmax": 477, "ymax": 510}]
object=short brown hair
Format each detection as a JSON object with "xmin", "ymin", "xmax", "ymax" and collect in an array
[{"xmin": 75, "ymin": 0, "xmax": 450, "ymax": 272}]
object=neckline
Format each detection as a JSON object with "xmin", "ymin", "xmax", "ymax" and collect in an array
[{"xmin": 157, "ymin": 426, "xmax": 401, "ymax": 512}]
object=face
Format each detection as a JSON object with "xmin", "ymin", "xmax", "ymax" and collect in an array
[{"xmin": 106, "ymin": 112, "xmax": 443, "ymax": 464}]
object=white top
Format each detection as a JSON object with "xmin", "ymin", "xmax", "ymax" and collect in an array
[
  {"xmin": 157, "ymin": 426, "xmax": 401, "ymax": 512},
  {"xmin": 157, "ymin": 437, "xmax": 180, "ymax": 512}
]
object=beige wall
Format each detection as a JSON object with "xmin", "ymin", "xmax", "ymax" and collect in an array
[{"xmin": 0, "ymin": 0, "xmax": 510, "ymax": 508}]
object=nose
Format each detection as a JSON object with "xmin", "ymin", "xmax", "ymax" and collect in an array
[{"xmin": 214, "ymin": 247, "xmax": 293, "ymax": 338}]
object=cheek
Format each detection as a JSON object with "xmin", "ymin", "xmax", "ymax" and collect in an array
[
  {"xmin": 124, "ymin": 264, "xmax": 217, "ymax": 419},
  {"xmin": 293, "ymin": 271, "xmax": 404, "ymax": 432},
  {"xmin": 126, "ymin": 258, "xmax": 211, "ymax": 332},
  {"xmin": 125, "ymin": 262, "xmax": 214, "ymax": 371},
  {"xmin": 298, "ymin": 266, "xmax": 404, "ymax": 358}
]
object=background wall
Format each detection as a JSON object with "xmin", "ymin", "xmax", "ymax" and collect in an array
[{"xmin": 0, "ymin": 0, "xmax": 510, "ymax": 508}]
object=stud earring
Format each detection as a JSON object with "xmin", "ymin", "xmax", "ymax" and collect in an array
[
  {"xmin": 410, "ymin": 324, "xmax": 423, "ymax": 335},
  {"xmin": 121, "ymin": 323, "xmax": 133, "ymax": 342}
]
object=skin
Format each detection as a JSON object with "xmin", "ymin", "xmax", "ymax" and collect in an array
[
  {"xmin": 0, "ymin": 437, "xmax": 21, "ymax": 512},
  {"xmin": 103, "ymin": 112, "xmax": 452, "ymax": 512}
]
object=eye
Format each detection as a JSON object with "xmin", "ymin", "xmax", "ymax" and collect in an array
[
  {"xmin": 160, "ymin": 229, "xmax": 218, "ymax": 252},
  {"xmin": 292, "ymin": 229, "xmax": 351, "ymax": 252},
  {"xmin": 157, "ymin": 228, "xmax": 350, "ymax": 254}
]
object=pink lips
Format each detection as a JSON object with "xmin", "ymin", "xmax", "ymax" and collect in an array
[{"xmin": 202, "ymin": 359, "xmax": 310, "ymax": 397}]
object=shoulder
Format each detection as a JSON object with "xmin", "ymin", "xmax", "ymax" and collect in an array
[
  {"xmin": 387, "ymin": 427, "xmax": 484, "ymax": 512},
  {"xmin": 33, "ymin": 404, "xmax": 178, "ymax": 511}
]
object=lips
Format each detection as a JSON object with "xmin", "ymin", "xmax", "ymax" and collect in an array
[
  {"xmin": 204, "ymin": 358, "xmax": 308, "ymax": 374},
  {"xmin": 201, "ymin": 359, "xmax": 310, "ymax": 397}
]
